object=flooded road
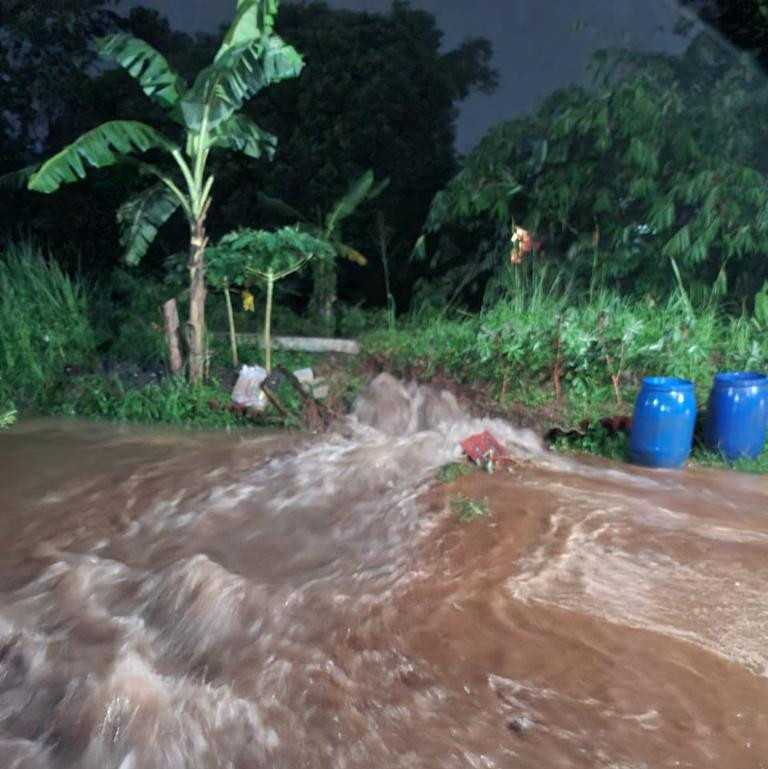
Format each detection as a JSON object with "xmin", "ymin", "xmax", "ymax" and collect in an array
[{"xmin": 1, "ymin": 378, "xmax": 767, "ymax": 768}]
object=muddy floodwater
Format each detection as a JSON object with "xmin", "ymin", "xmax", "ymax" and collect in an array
[{"xmin": 1, "ymin": 379, "xmax": 768, "ymax": 769}]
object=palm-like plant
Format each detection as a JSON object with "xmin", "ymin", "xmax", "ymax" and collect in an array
[
  {"xmin": 207, "ymin": 227, "xmax": 335, "ymax": 371},
  {"xmin": 10, "ymin": 0, "xmax": 303, "ymax": 383},
  {"xmin": 259, "ymin": 170, "xmax": 388, "ymax": 334}
]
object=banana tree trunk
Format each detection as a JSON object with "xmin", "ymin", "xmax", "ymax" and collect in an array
[
  {"xmin": 186, "ymin": 202, "xmax": 210, "ymax": 384},
  {"xmin": 312, "ymin": 257, "xmax": 337, "ymax": 336}
]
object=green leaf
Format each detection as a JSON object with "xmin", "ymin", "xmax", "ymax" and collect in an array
[
  {"xmin": 217, "ymin": 0, "xmax": 279, "ymax": 61},
  {"xmin": 28, "ymin": 121, "xmax": 176, "ymax": 193},
  {"xmin": 648, "ymin": 195, "xmax": 676, "ymax": 231},
  {"xmin": 117, "ymin": 184, "xmax": 181, "ymax": 265},
  {"xmin": 212, "ymin": 114, "xmax": 277, "ymax": 160},
  {"xmin": 411, "ymin": 234, "xmax": 428, "ymax": 261},
  {"xmin": 662, "ymin": 224, "xmax": 690, "ymax": 258},
  {"xmin": 627, "ymin": 137, "xmax": 658, "ymax": 174},
  {"xmin": 181, "ymin": 35, "xmax": 303, "ymax": 131},
  {"xmin": 0, "ymin": 163, "xmax": 41, "ymax": 190},
  {"xmin": 256, "ymin": 192, "xmax": 308, "ymax": 222},
  {"xmin": 754, "ymin": 282, "xmax": 768, "ymax": 326},
  {"xmin": 209, "ymin": 226, "xmax": 335, "ymax": 282},
  {"xmin": 325, "ymin": 170, "xmax": 386, "ymax": 236},
  {"xmin": 97, "ymin": 34, "xmax": 186, "ymax": 108}
]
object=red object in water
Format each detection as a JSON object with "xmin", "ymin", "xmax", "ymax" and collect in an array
[{"xmin": 461, "ymin": 431, "xmax": 516, "ymax": 468}]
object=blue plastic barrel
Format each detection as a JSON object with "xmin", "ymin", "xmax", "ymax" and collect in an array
[
  {"xmin": 704, "ymin": 371, "xmax": 768, "ymax": 460},
  {"xmin": 629, "ymin": 377, "xmax": 697, "ymax": 469}
]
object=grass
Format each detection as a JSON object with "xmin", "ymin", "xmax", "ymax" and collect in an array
[
  {"xmin": 363, "ymin": 264, "xmax": 768, "ymax": 473},
  {"xmin": 44, "ymin": 374, "xmax": 242, "ymax": 427},
  {"xmin": 689, "ymin": 446, "xmax": 768, "ymax": 474},
  {"xmin": 551, "ymin": 419, "xmax": 768, "ymax": 473},
  {"xmin": 437, "ymin": 462, "xmax": 476, "ymax": 482},
  {"xmin": 363, "ymin": 263, "xmax": 768, "ymax": 409},
  {"xmin": 0, "ymin": 240, "xmax": 95, "ymax": 408},
  {"xmin": 450, "ymin": 494, "xmax": 489, "ymax": 523},
  {"xmin": 551, "ymin": 424, "xmax": 630, "ymax": 462}
]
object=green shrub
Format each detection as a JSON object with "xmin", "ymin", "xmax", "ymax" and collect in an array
[
  {"xmin": 96, "ymin": 269, "xmax": 168, "ymax": 369},
  {"xmin": 46, "ymin": 374, "xmax": 241, "ymax": 427},
  {"xmin": 0, "ymin": 240, "xmax": 96, "ymax": 406},
  {"xmin": 337, "ymin": 304, "xmax": 388, "ymax": 337},
  {"xmin": 451, "ymin": 494, "xmax": 489, "ymax": 523},
  {"xmin": 363, "ymin": 272, "xmax": 767, "ymax": 411}
]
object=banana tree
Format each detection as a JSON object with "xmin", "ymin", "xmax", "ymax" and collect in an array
[
  {"xmin": 6, "ymin": 0, "xmax": 303, "ymax": 383},
  {"xmin": 207, "ymin": 227, "xmax": 335, "ymax": 371},
  {"xmin": 258, "ymin": 170, "xmax": 388, "ymax": 334}
]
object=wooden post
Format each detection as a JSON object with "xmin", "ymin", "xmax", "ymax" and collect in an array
[
  {"xmin": 222, "ymin": 278, "xmax": 239, "ymax": 368},
  {"xmin": 162, "ymin": 298, "xmax": 183, "ymax": 376}
]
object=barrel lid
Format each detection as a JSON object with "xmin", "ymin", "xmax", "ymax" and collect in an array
[
  {"xmin": 642, "ymin": 376, "xmax": 694, "ymax": 390},
  {"xmin": 713, "ymin": 371, "xmax": 768, "ymax": 388}
]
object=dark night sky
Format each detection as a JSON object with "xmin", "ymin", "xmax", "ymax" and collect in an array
[{"xmin": 125, "ymin": 0, "xmax": 697, "ymax": 151}]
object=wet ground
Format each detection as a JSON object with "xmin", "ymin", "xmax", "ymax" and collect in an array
[{"xmin": 0, "ymin": 380, "xmax": 767, "ymax": 768}]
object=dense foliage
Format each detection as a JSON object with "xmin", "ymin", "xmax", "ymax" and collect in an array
[
  {"xmin": 420, "ymin": 35, "xmax": 768, "ymax": 306},
  {"xmin": 8, "ymin": 0, "xmax": 306, "ymax": 382},
  {"xmin": 364, "ymin": 264, "xmax": 768, "ymax": 414},
  {"xmin": 0, "ymin": 241, "xmax": 96, "ymax": 409},
  {"xmin": 207, "ymin": 226, "xmax": 335, "ymax": 369},
  {"xmin": 0, "ymin": 0, "xmax": 496, "ymax": 311}
]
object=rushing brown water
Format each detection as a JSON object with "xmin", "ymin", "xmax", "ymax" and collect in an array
[{"xmin": 1, "ymin": 375, "xmax": 767, "ymax": 769}]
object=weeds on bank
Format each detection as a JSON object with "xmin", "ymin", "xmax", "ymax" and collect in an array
[
  {"xmin": 0, "ymin": 241, "xmax": 95, "ymax": 407},
  {"xmin": 551, "ymin": 420, "xmax": 768, "ymax": 474},
  {"xmin": 551, "ymin": 424, "xmax": 629, "ymax": 462},
  {"xmin": 45, "ymin": 375, "xmax": 243, "ymax": 427},
  {"xmin": 437, "ymin": 462, "xmax": 476, "ymax": 482},
  {"xmin": 690, "ymin": 447, "xmax": 768, "ymax": 474},
  {"xmin": 362, "ymin": 266, "xmax": 768, "ymax": 416},
  {"xmin": 451, "ymin": 494, "xmax": 489, "ymax": 523}
]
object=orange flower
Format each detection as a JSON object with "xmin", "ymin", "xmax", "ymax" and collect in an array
[{"xmin": 510, "ymin": 226, "xmax": 533, "ymax": 263}]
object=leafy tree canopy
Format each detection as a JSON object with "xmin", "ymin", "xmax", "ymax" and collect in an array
[
  {"xmin": 420, "ymin": 33, "xmax": 768, "ymax": 305},
  {"xmin": 206, "ymin": 225, "xmax": 335, "ymax": 288},
  {"xmin": 0, "ymin": 0, "xmax": 497, "ymax": 312}
]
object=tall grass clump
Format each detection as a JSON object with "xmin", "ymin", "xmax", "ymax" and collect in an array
[
  {"xmin": 0, "ymin": 241, "xmax": 95, "ymax": 407},
  {"xmin": 46, "ymin": 375, "xmax": 241, "ymax": 428},
  {"xmin": 363, "ymin": 263, "xmax": 768, "ymax": 413}
]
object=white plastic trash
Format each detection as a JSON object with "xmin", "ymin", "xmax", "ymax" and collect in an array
[{"xmin": 231, "ymin": 364, "xmax": 268, "ymax": 409}]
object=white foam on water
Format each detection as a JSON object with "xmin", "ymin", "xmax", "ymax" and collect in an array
[
  {"xmin": 509, "ymin": 487, "xmax": 768, "ymax": 674},
  {"xmin": 2, "ymin": 373, "xmax": 767, "ymax": 767}
]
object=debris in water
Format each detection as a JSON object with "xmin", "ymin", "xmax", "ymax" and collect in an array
[
  {"xmin": 460, "ymin": 431, "xmax": 520, "ymax": 472},
  {"xmin": 231, "ymin": 364, "xmax": 269, "ymax": 409},
  {"xmin": 507, "ymin": 716, "xmax": 535, "ymax": 734}
]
